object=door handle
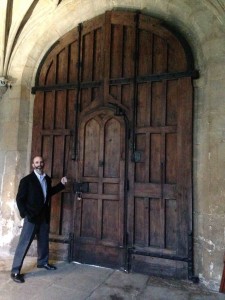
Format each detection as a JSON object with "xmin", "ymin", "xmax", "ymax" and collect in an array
[{"xmin": 76, "ymin": 192, "xmax": 82, "ymax": 201}]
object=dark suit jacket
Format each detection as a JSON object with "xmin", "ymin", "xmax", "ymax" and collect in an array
[{"xmin": 16, "ymin": 171, "xmax": 65, "ymax": 223}]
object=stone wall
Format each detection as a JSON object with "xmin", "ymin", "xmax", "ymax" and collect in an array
[{"xmin": 0, "ymin": 0, "xmax": 225, "ymax": 291}]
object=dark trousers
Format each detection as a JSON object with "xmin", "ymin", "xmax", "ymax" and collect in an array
[{"xmin": 11, "ymin": 217, "xmax": 50, "ymax": 273}]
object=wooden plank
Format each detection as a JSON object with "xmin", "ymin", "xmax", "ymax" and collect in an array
[
  {"xmin": 103, "ymin": 11, "xmax": 111, "ymax": 104},
  {"xmin": 92, "ymin": 27, "xmax": 104, "ymax": 103},
  {"xmin": 59, "ymin": 193, "xmax": 74, "ymax": 236},
  {"xmin": 80, "ymin": 30, "xmax": 93, "ymax": 109},
  {"xmin": 43, "ymin": 91, "xmax": 55, "ymax": 130},
  {"xmin": 41, "ymin": 129, "xmax": 71, "ymax": 135},
  {"xmin": 68, "ymin": 40, "xmax": 79, "ymax": 83},
  {"xmin": 176, "ymin": 77, "xmax": 193, "ymax": 256},
  {"xmin": 52, "ymin": 135, "xmax": 64, "ymax": 178},
  {"xmin": 138, "ymin": 30, "xmax": 153, "ymax": 76},
  {"xmin": 136, "ymin": 126, "xmax": 177, "ymax": 133},
  {"xmin": 166, "ymin": 133, "xmax": 177, "ymax": 184},
  {"xmin": 55, "ymin": 90, "xmax": 67, "ymax": 129},
  {"xmin": 42, "ymin": 135, "xmax": 53, "ymax": 175},
  {"xmin": 134, "ymin": 183, "xmax": 175, "ymax": 199},
  {"xmin": 134, "ymin": 197, "xmax": 147, "ymax": 246},
  {"xmin": 83, "ymin": 118, "xmax": 100, "ymax": 177},
  {"xmin": 123, "ymin": 26, "xmax": 135, "ymax": 78},
  {"xmin": 50, "ymin": 193, "xmax": 61, "ymax": 235},
  {"xmin": 32, "ymin": 92, "xmax": 44, "ymax": 158},
  {"xmin": 152, "ymin": 34, "xmax": 168, "ymax": 74},
  {"xmin": 81, "ymin": 193, "xmax": 119, "ymax": 201},
  {"xmin": 81, "ymin": 198, "xmax": 98, "ymax": 238},
  {"xmin": 137, "ymin": 83, "xmax": 148, "ymax": 127},
  {"xmin": 102, "ymin": 200, "xmax": 119, "ymax": 241},
  {"xmin": 150, "ymin": 133, "xmax": 161, "ymax": 182},
  {"xmin": 149, "ymin": 198, "xmax": 162, "ymax": 247},
  {"xmin": 46, "ymin": 58, "xmax": 56, "ymax": 85},
  {"xmin": 109, "ymin": 23, "xmax": 123, "ymax": 102},
  {"xmin": 57, "ymin": 46, "xmax": 68, "ymax": 84},
  {"xmin": 165, "ymin": 199, "xmax": 177, "ymax": 250},
  {"xmin": 104, "ymin": 118, "xmax": 121, "ymax": 177},
  {"xmin": 166, "ymin": 80, "xmax": 178, "ymax": 126},
  {"xmin": 66, "ymin": 90, "xmax": 76, "ymax": 129},
  {"xmin": 134, "ymin": 183, "xmax": 177, "ymax": 199},
  {"xmin": 151, "ymin": 82, "xmax": 164, "ymax": 126}
]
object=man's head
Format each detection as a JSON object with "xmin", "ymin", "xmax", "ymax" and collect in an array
[{"xmin": 32, "ymin": 156, "xmax": 45, "ymax": 174}]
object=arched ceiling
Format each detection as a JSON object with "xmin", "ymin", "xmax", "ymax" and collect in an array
[
  {"xmin": 0, "ymin": 0, "xmax": 62, "ymax": 76},
  {"xmin": 0, "ymin": 0, "xmax": 224, "ymax": 80}
]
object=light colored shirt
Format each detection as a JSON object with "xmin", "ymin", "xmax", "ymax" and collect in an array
[{"xmin": 34, "ymin": 170, "xmax": 47, "ymax": 201}]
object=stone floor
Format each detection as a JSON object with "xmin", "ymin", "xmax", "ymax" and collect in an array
[{"xmin": 1, "ymin": 256, "xmax": 225, "ymax": 300}]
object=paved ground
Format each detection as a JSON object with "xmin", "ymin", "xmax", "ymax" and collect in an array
[{"xmin": 1, "ymin": 256, "xmax": 225, "ymax": 300}]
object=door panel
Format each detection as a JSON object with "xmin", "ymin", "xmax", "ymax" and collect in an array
[
  {"xmin": 83, "ymin": 119, "xmax": 100, "ymax": 177},
  {"xmin": 129, "ymin": 77, "xmax": 192, "ymax": 277}
]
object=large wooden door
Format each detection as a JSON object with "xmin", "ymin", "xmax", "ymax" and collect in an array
[
  {"xmin": 73, "ymin": 109, "xmax": 126, "ymax": 267},
  {"xmin": 32, "ymin": 11, "xmax": 196, "ymax": 278}
]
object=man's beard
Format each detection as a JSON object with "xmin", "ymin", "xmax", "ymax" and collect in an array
[{"xmin": 35, "ymin": 167, "xmax": 43, "ymax": 174}]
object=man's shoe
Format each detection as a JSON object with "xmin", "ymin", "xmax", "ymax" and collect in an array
[
  {"xmin": 37, "ymin": 263, "xmax": 57, "ymax": 270},
  {"xmin": 11, "ymin": 273, "xmax": 25, "ymax": 283}
]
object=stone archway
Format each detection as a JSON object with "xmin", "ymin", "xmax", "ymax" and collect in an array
[{"xmin": 1, "ymin": 0, "xmax": 224, "ymax": 290}]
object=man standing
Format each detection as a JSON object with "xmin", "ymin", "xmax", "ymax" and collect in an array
[{"xmin": 11, "ymin": 156, "xmax": 67, "ymax": 283}]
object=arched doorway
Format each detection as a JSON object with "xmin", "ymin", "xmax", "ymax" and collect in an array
[{"xmin": 32, "ymin": 10, "xmax": 197, "ymax": 278}]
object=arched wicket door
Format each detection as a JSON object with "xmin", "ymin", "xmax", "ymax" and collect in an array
[{"xmin": 73, "ymin": 109, "xmax": 127, "ymax": 267}]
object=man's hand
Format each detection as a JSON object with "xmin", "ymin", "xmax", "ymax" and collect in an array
[{"xmin": 61, "ymin": 176, "xmax": 68, "ymax": 185}]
